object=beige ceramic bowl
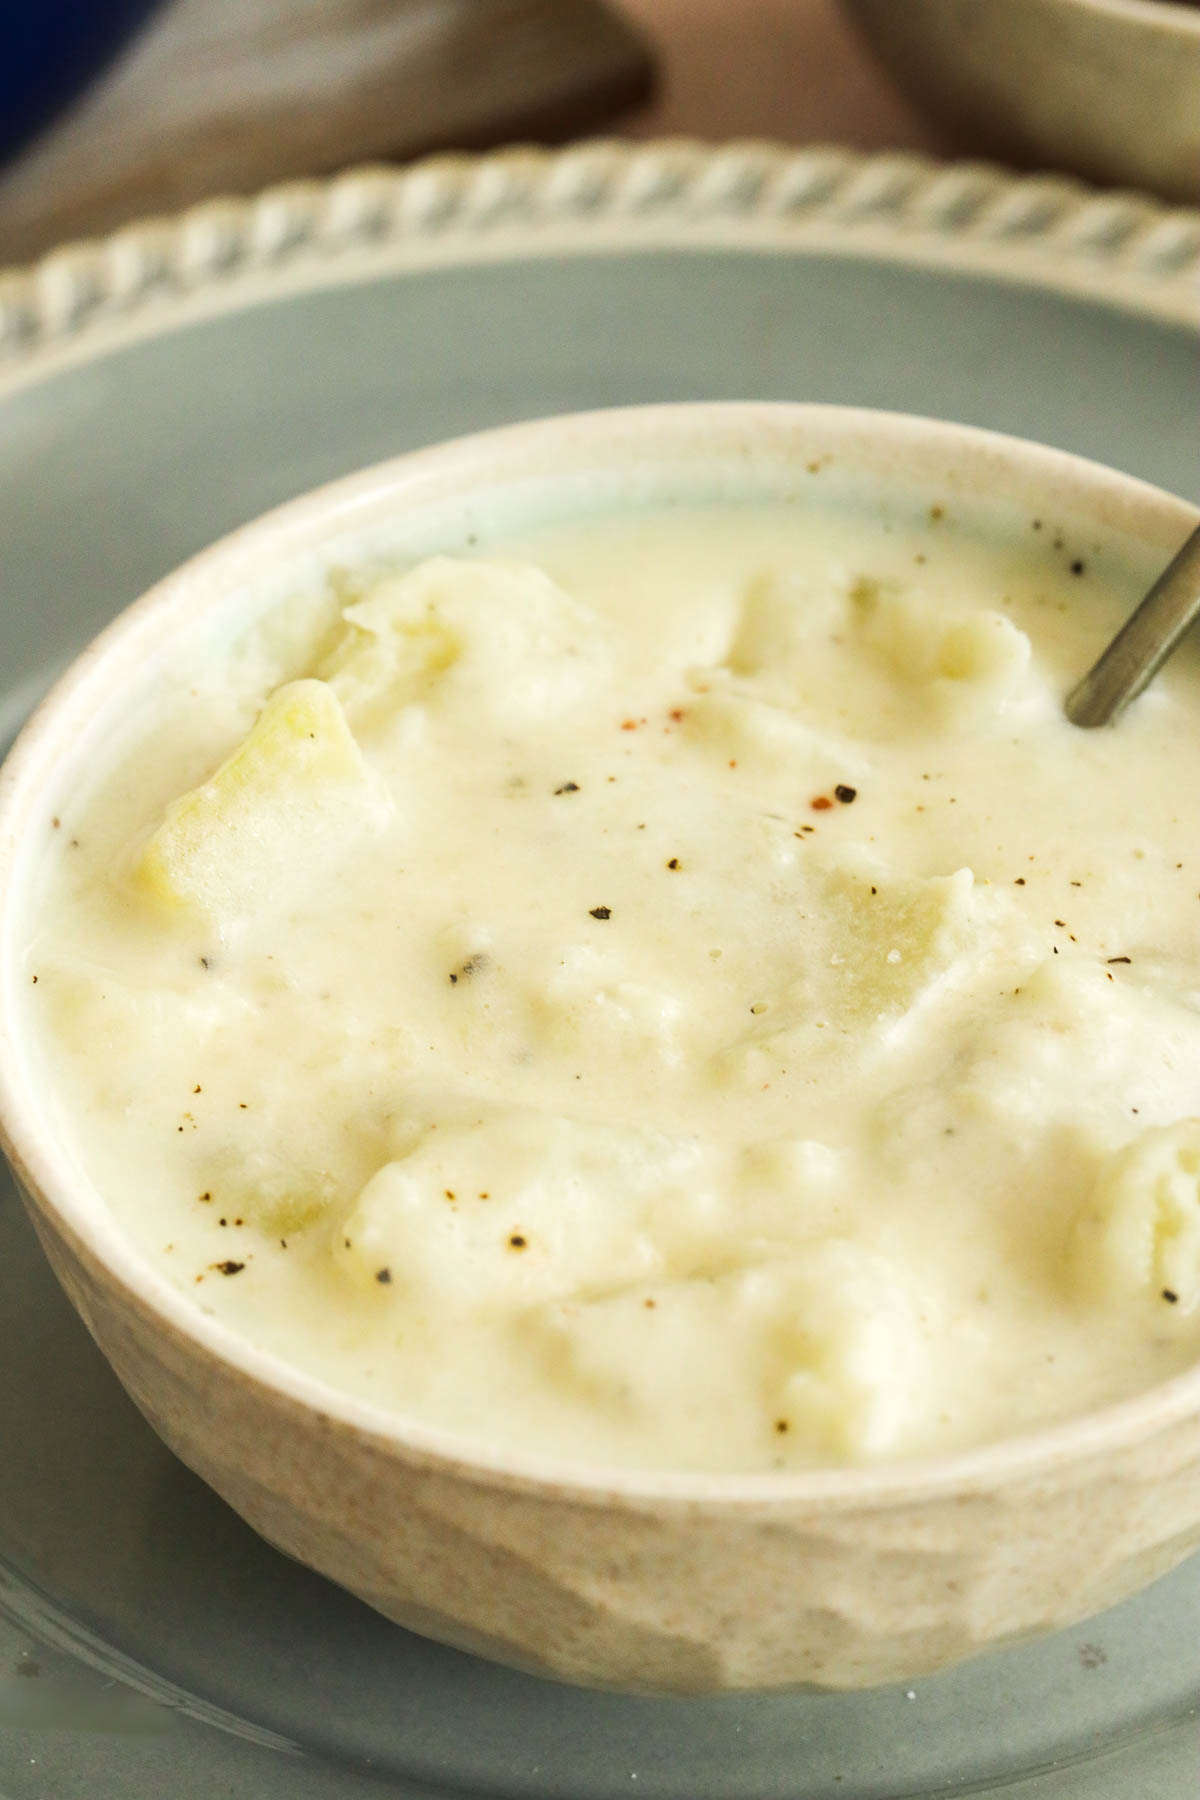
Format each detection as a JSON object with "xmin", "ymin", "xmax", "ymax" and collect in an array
[
  {"xmin": 1, "ymin": 403, "xmax": 1199, "ymax": 1696},
  {"xmin": 843, "ymin": 0, "xmax": 1200, "ymax": 203}
]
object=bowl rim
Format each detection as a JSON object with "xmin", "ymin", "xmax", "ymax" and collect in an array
[{"xmin": 3, "ymin": 397, "xmax": 1200, "ymax": 1513}]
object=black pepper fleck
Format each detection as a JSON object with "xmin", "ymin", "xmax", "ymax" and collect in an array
[
  {"xmin": 554, "ymin": 782, "xmax": 580, "ymax": 795},
  {"xmin": 589, "ymin": 906, "xmax": 611, "ymax": 920},
  {"xmin": 1163, "ymin": 1289, "xmax": 1179, "ymax": 1304},
  {"xmin": 666, "ymin": 858, "xmax": 680, "ymax": 870},
  {"xmin": 375, "ymin": 1267, "xmax": 393, "ymax": 1284},
  {"xmin": 213, "ymin": 1260, "xmax": 245, "ymax": 1276},
  {"xmin": 834, "ymin": 784, "xmax": 857, "ymax": 804}
]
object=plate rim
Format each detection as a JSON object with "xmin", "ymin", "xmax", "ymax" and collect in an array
[{"xmin": 0, "ymin": 138, "xmax": 1197, "ymax": 390}]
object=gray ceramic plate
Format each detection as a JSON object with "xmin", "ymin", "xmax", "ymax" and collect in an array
[{"xmin": 1, "ymin": 143, "xmax": 1198, "ymax": 1800}]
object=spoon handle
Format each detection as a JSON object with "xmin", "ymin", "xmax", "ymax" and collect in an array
[{"xmin": 1066, "ymin": 523, "xmax": 1200, "ymax": 728}]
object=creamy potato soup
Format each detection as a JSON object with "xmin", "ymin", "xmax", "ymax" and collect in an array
[{"xmin": 23, "ymin": 494, "xmax": 1200, "ymax": 1471}]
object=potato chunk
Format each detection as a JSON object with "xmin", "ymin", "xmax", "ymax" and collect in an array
[
  {"xmin": 710, "ymin": 569, "xmax": 1036, "ymax": 738},
  {"xmin": 521, "ymin": 1241, "xmax": 929, "ymax": 1462},
  {"xmin": 316, "ymin": 556, "xmax": 610, "ymax": 731},
  {"xmin": 335, "ymin": 1108, "xmax": 698, "ymax": 1307},
  {"xmin": 134, "ymin": 678, "xmax": 377, "ymax": 922},
  {"xmin": 1071, "ymin": 1120, "xmax": 1200, "ymax": 1316}
]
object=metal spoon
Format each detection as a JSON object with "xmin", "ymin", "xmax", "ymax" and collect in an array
[{"xmin": 1066, "ymin": 523, "xmax": 1200, "ymax": 727}]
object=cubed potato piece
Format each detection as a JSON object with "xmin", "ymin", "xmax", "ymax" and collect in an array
[
  {"xmin": 335, "ymin": 1108, "xmax": 702, "ymax": 1307},
  {"xmin": 856, "ymin": 581, "xmax": 1031, "ymax": 702},
  {"xmin": 317, "ymin": 556, "xmax": 610, "ymax": 731},
  {"xmin": 708, "ymin": 570, "xmax": 1036, "ymax": 735},
  {"xmin": 813, "ymin": 861, "xmax": 977, "ymax": 1024},
  {"xmin": 520, "ymin": 1240, "xmax": 928, "ymax": 1462},
  {"xmin": 133, "ymin": 679, "xmax": 379, "ymax": 922},
  {"xmin": 1071, "ymin": 1120, "xmax": 1200, "ymax": 1316},
  {"xmin": 717, "ymin": 861, "xmax": 980, "ymax": 1088}
]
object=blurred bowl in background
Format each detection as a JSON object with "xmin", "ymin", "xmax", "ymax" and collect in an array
[{"xmin": 842, "ymin": 0, "xmax": 1200, "ymax": 203}]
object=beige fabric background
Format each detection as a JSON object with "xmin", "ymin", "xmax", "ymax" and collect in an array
[
  {"xmin": 620, "ymin": 0, "xmax": 942, "ymax": 152},
  {"xmin": 0, "ymin": 0, "xmax": 945, "ymax": 267}
]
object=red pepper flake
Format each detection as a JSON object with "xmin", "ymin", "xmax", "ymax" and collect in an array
[
  {"xmin": 51, "ymin": 817, "xmax": 60, "ymax": 830},
  {"xmin": 589, "ymin": 906, "xmax": 612, "ymax": 919},
  {"xmin": 620, "ymin": 719, "xmax": 638, "ymax": 731},
  {"xmin": 213, "ymin": 1260, "xmax": 245, "ymax": 1276},
  {"xmin": 444, "ymin": 1188, "xmax": 456, "ymax": 1200},
  {"xmin": 668, "ymin": 708, "xmax": 685, "ymax": 722},
  {"xmin": 834, "ymin": 784, "xmax": 857, "ymax": 804},
  {"xmin": 375, "ymin": 1267, "xmax": 393, "ymax": 1284},
  {"xmin": 644, "ymin": 1298, "xmax": 656, "ymax": 1309},
  {"xmin": 30, "ymin": 975, "xmax": 37, "ymax": 984},
  {"xmin": 811, "ymin": 795, "xmax": 833, "ymax": 812}
]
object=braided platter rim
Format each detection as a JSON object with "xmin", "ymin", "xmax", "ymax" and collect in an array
[{"xmin": 1, "ymin": 138, "xmax": 1197, "ymax": 371}]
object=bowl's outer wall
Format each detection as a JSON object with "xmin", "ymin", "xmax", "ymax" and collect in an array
[
  {"xmin": 20, "ymin": 1182, "xmax": 1200, "ymax": 1694},
  {"xmin": 844, "ymin": 0, "xmax": 1200, "ymax": 204}
]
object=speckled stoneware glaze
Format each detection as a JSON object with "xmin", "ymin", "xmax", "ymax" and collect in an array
[
  {"xmin": 1, "ymin": 403, "xmax": 1199, "ymax": 1697},
  {"xmin": 843, "ymin": 0, "xmax": 1200, "ymax": 204}
]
